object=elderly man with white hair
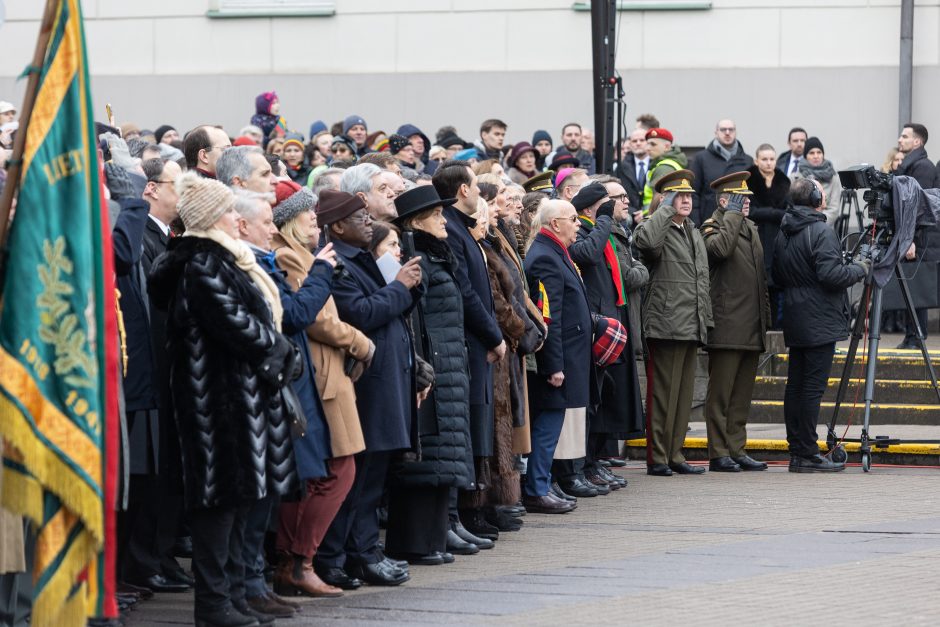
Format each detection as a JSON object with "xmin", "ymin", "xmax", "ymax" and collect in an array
[{"xmin": 340, "ymin": 163, "xmax": 398, "ymax": 221}]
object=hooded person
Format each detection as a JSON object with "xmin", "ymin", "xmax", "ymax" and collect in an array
[
  {"xmin": 531, "ymin": 130, "xmax": 553, "ymax": 171},
  {"xmin": 396, "ymin": 124, "xmax": 432, "ymax": 170},
  {"xmin": 251, "ymin": 91, "xmax": 289, "ymax": 146}
]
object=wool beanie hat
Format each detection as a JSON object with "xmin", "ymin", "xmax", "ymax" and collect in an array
[
  {"xmin": 273, "ymin": 180, "xmax": 315, "ymax": 227},
  {"xmin": 309, "ymin": 120, "xmax": 327, "ymax": 138},
  {"xmin": 343, "ymin": 114, "xmax": 367, "ymax": 134},
  {"xmin": 316, "ymin": 189, "xmax": 367, "ymax": 225},
  {"xmin": 804, "ymin": 136, "xmax": 825, "ymax": 155},
  {"xmin": 331, "ymin": 134, "xmax": 357, "ymax": 155},
  {"xmin": 154, "ymin": 125, "xmax": 176, "ymax": 144},
  {"xmin": 175, "ymin": 172, "xmax": 235, "ymax": 231},
  {"xmin": 283, "ymin": 132, "xmax": 305, "ymax": 152},
  {"xmin": 532, "ymin": 129, "xmax": 552, "ymax": 147},
  {"xmin": 437, "ymin": 133, "xmax": 467, "ymax": 149},
  {"xmin": 233, "ymin": 135, "xmax": 258, "ymax": 147},
  {"xmin": 388, "ymin": 134, "xmax": 410, "ymax": 155},
  {"xmin": 255, "ymin": 91, "xmax": 277, "ymax": 115}
]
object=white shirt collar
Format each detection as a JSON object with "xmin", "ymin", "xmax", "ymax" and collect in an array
[{"xmin": 148, "ymin": 213, "xmax": 171, "ymax": 236}]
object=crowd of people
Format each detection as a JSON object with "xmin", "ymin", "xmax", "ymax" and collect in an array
[{"xmin": 2, "ymin": 90, "xmax": 939, "ymax": 627}]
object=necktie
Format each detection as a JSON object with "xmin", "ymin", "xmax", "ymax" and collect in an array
[
  {"xmin": 260, "ymin": 250, "xmax": 278, "ymax": 272},
  {"xmin": 637, "ymin": 161, "xmax": 646, "ymax": 186},
  {"xmin": 789, "ymin": 157, "xmax": 799, "ymax": 175}
]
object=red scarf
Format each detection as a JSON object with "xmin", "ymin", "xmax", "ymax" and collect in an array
[
  {"xmin": 539, "ymin": 227, "xmax": 578, "ymax": 273},
  {"xmin": 578, "ymin": 216, "xmax": 625, "ymax": 306}
]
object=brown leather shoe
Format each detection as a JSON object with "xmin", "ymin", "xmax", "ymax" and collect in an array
[
  {"xmin": 276, "ymin": 555, "xmax": 343, "ymax": 598},
  {"xmin": 246, "ymin": 593, "xmax": 295, "ymax": 618},
  {"xmin": 523, "ymin": 494, "xmax": 575, "ymax": 514}
]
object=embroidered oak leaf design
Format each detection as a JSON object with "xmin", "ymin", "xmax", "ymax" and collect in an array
[{"xmin": 36, "ymin": 237, "xmax": 96, "ymax": 388}]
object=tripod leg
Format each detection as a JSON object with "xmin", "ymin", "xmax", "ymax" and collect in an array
[
  {"xmin": 858, "ymin": 285, "xmax": 884, "ymax": 471},
  {"xmin": 828, "ymin": 276, "xmax": 873, "ymax": 444},
  {"xmin": 896, "ymin": 265, "xmax": 940, "ymax": 403}
]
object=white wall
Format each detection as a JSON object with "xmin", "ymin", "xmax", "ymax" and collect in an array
[{"xmin": 2, "ymin": 0, "xmax": 939, "ymax": 166}]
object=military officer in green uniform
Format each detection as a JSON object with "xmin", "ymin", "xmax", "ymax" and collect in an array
[
  {"xmin": 700, "ymin": 171, "xmax": 770, "ymax": 472},
  {"xmin": 635, "ymin": 169, "xmax": 712, "ymax": 476}
]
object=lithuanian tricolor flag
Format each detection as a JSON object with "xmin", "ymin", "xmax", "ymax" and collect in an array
[{"xmin": 0, "ymin": 0, "xmax": 119, "ymax": 624}]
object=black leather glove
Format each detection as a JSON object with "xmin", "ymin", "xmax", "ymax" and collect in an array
[
  {"xmin": 725, "ymin": 193, "xmax": 746, "ymax": 213},
  {"xmin": 596, "ymin": 199, "xmax": 615, "ymax": 219},
  {"xmin": 105, "ymin": 162, "xmax": 136, "ymax": 200},
  {"xmin": 287, "ymin": 341, "xmax": 304, "ymax": 381},
  {"xmin": 415, "ymin": 355, "xmax": 435, "ymax": 391}
]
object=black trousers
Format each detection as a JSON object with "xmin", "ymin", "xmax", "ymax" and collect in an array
[
  {"xmin": 316, "ymin": 450, "xmax": 390, "ymax": 570},
  {"xmin": 783, "ymin": 343, "xmax": 835, "ymax": 458},
  {"xmin": 120, "ymin": 473, "xmax": 184, "ymax": 583},
  {"xmin": 903, "ymin": 308, "xmax": 930, "ymax": 343},
  {"xmin": 189, "ymin": 501, "xmax": 252, "ymax": 615},
  {"xmin": 385, "ymin": 485, "xmax": 449, "ymax": 556}
]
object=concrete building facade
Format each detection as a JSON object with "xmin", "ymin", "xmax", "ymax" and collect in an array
[{"xmin": 2, "ymin": 0, "xmax": 939, "ymax": 167}]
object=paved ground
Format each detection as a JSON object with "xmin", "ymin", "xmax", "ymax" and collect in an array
[{"xmin": 127, "ymin": 462, "xmax": 940, "ymax": 626}]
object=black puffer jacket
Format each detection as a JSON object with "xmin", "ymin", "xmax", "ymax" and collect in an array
[
  {"xmin": 391, "ymin": 229, "xmax": 474, "ymax": 489},
  {"xmin": 149, "ymin": 236, "xmax": 299, "ymax": 509},
  {"xmin": 772, "ymin": 205, "xmax": 867, "ymax": 348}
]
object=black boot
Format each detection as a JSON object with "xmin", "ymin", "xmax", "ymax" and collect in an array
[{"xmin": 459, "ymin": 508, "xmax": 499, "ymax": 541}]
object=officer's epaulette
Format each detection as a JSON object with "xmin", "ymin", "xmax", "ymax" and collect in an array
[{"xmin": 700, "ymin": 217, "xmax": 718, "ymax": 236}]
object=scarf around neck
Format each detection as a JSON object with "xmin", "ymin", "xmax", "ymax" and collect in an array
[
  {"xmin": 797, "ymin": 159, "xmax": 836, "ymax": 183},
  {"xmin": 184, "ymin": 227, "xmax": 284, "ymax": 331}
]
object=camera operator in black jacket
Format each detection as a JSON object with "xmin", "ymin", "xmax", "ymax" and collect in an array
[{"xmin": 772, "ymin": 179, "xmax": 868, "ymax": 473}]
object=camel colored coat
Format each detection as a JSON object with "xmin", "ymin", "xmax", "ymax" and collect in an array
[{"xmin": 273, "ymin": 232, "xmax": 368, "ymax": 458}]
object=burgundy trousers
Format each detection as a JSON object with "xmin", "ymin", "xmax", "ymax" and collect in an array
[{"xmin": 276, "ymin": 455, "xmax": 355, "ymax": 559}]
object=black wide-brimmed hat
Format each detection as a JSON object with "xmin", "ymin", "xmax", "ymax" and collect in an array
[{"xmin": 393, "ymin": 185, "xmax": 455, "ymax": 225}]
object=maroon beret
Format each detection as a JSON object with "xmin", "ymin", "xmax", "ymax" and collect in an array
[{"xmin": 315, "ymin": 189, "xmax": 367, "ymax": 225}]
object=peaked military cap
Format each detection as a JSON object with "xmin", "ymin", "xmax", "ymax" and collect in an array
[
  {"xmin": 710, "ymin": 171, "xmax": 754, "ymax": 195},
  {"xmin": 524, "ymin": 170, "xmax": 555, "ymax": 194},
  {"xmin": 654, "ymin": 168, "xmax": 695, "ymax": 194}
]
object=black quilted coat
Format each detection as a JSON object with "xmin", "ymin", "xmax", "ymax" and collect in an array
[
  {"xmin": 390, "ymin": 229, "xmax": 474, "ymax": 489},
  {"xmin": 149, "ymin": 236, "xmax": 298, "ymax": 510}
]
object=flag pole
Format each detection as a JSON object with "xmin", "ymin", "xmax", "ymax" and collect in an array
[{"xmin": 0, "ymin": 0, "xmax": 61, "ymax": 283}]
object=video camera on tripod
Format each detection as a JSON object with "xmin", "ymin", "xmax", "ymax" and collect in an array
[{"xmin": 839, "ymin": 165, "xmax": 894, "ymax": 226}]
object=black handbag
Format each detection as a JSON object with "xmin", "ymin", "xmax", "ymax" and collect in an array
[{"xmin": 281, "ymin": 384, "xmax": 307, "ymax": 439}]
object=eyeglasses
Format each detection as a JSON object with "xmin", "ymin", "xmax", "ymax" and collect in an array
[
  {"xmin": 718, "ymin": 127, "xmax": 735, "ymax": 133},
  {"xmin": 554, "ymin": 215, "xmax": 579, "ymax": 224},
  {"xmin": 344, "ymin": 211, "xmax": 373, "ymax": 225},
  {"xmin": 609, "ymin": 194, "xmax": 628, "ymax": 202}
]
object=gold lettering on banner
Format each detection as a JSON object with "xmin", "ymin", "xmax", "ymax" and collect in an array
[{"xmin": 41, "ymin": 149, "xmax": 86, "ymax": 186}]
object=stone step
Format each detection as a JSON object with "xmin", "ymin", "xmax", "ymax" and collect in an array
[
  {"xmin": 753, "ymin": 376, "xmax": 940, "ymax": 405},
  {"xmin": 767, "ymin": 351, "xmax": 940, "ymax": 380},
  {"xmin": 748, "ymin": 400, "xmax": 940, "ymax": 425}
]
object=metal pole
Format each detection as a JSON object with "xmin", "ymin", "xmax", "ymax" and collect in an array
[
  {"xmin": 590, "ymin": 0, "xmax": 616, "ymax": 174},
  {"xmin": 899, "ymin": 0, "xmax": 914, "ymax": 128}
]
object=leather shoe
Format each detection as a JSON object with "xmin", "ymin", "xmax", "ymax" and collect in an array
[
  {"xmin": 313, "ymin": 565, "xmax": 362, "ymax": 590},
  {"xmin": 460, "ymin": 508, "xmax": 499, "ymax": 541},
  {"xmin": 550, "ymin": 481, "xmax": 578, "ymax": 502},
  {"xmin": 246, "ymin": 593, "xmax": 294, "ymax": 618},
  {"xmin": 670, "ymin": 461, "xmax": 706, "ymax": 475},
  {"xmin": 451, "ymin": 521, "xmax": 494, "ymax": 549},
  {"xmin": 446, "ymin": 529, "xmax": 480, "ymax": 555},
  {"xmin": 118, "ymin": 581, "xmax": 153, "ymax": 600},
  {"xmin": 131, "ymin": 573, "xmax": 190, "ymax": 593},
  {"xmin": 163, "ymin": 568, "xmax": 195, "ymax": 588},
  {"xmin": 647, "ymin": 463, "xmax": 673, "ymax": 476},
  {"xmin": 346, "ymin": 560, "xmax": 410, "ymax": 586},
  {"xmin": 194, "ymin": 607, "xmax": 258, "ymax": 627},
  {"xmin": 586, "ymin": 469, "xmax": 620, "ymax": 490},
  {"xmin": 709, "ymin": 457, "xmax": 742, "ymax": 472},
  {"xmin": 603, "ymin": 457, "xmax": 627, "ymax": 467},
  {"xmin": 733, "ymin": 455, "xmax": 768, "ymax": 471},
  {"xmin": 484, "ymin": 506, "xmax": 523, "ymax": 531},
  {"xmin": 378, "ymin": 554, "xmax": 409, "ymax": 570},
  {"xmin": 522, "ymin": 494, "xmax": 575, "ymax": 514},
  {"xmin": 558, "ymin": 477, "xmax": 598, "ymax": 498},
  {"xmin": 896, "ymin": 339, "xmax": 919, "ymax": 350},
  {"xmin": 597, "ymin": 465, "xmax": 627, "ymax": 487},
  {"xmin": 387, "ymin": 551, "xmax": 445, "ymax": 566},
  {"xmin": 789, "ymin": 454, "xmax": 845, "ymax": 473},
  {"xmin": 236, "ymin": 599, "xmax": 276, "ymax": 626}
]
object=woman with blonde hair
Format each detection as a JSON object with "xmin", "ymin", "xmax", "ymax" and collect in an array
[{"xmin": 268, "ymin": 179, "xmax": 376, "ymax": 596}]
